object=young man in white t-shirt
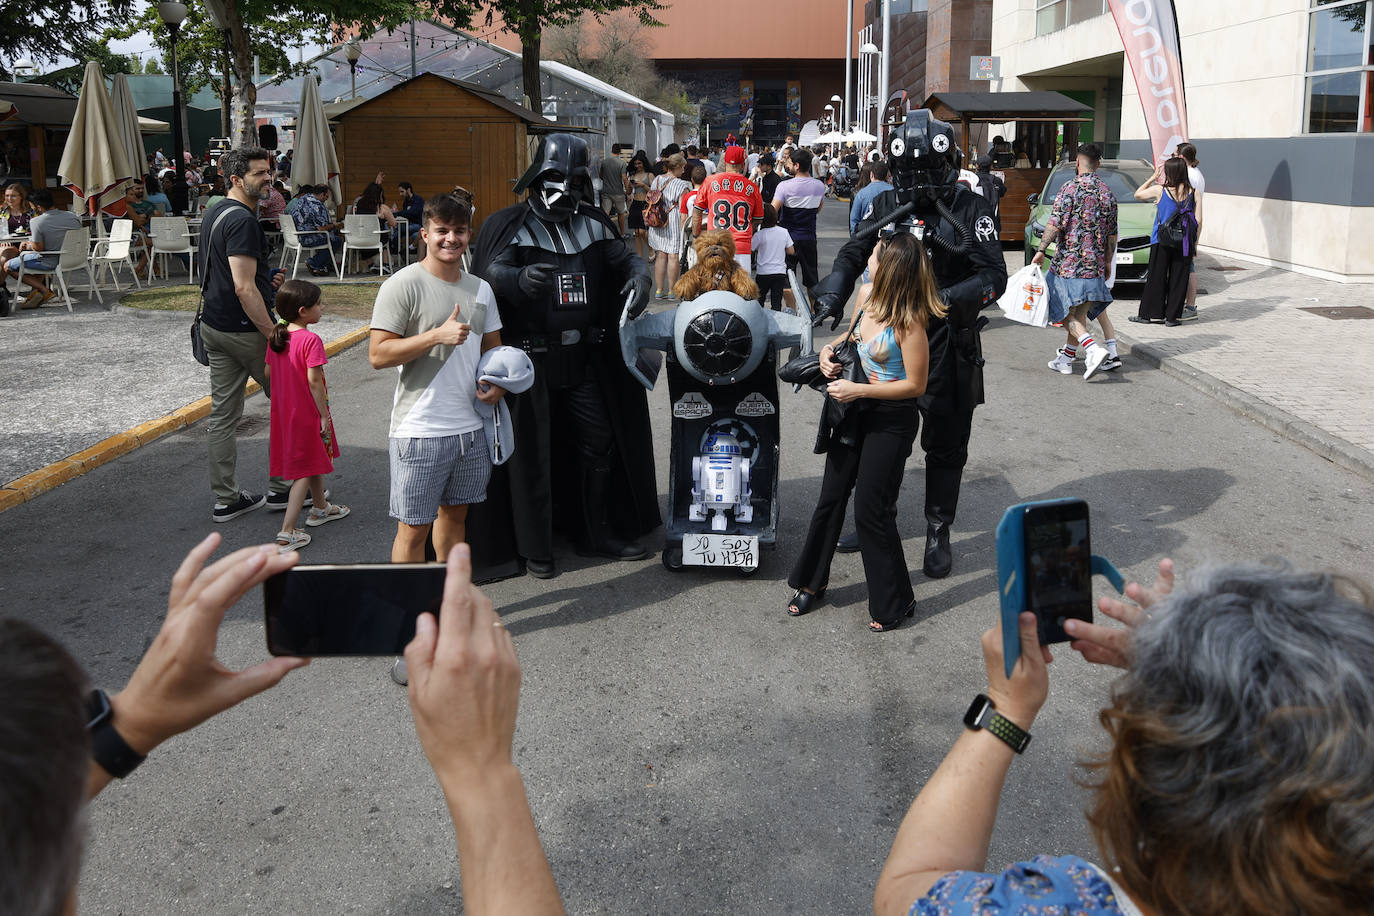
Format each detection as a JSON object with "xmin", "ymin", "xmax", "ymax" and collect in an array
[{"xmin": 369, "ymin": 194, "xmax": 506, "ymax": 563}]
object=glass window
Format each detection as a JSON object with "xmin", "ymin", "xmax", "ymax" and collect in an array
[
  {"xmin": 1036, "ymin": 0, "xmax": 1065, "ymax": 37},
  {"xmin": 1307, "ymin": 70, "xmax": 1363, "ymax": 131},
  {"xmin": 1308, "ymin": 3, "xmax": 1368, "ymax": 71},
  {"xmin": 1067, "ymin": 0, "xmax": 1106, "ymax": 27},
  {"xmin": 1306, "ymin": 1, "xmax": 1372, "ymax": 132}
]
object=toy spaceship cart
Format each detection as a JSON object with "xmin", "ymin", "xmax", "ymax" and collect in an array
[{"xmin": 620, "ymin": 277, "xmax": 813, "ymax": 575}]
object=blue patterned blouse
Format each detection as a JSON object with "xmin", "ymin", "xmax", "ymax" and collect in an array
[{"xmin": 911, "ymin": 855, "xmax": 1136, "ymax": 915}]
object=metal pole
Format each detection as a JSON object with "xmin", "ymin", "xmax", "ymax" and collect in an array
[
  {"xmin": 169, "ymin": 22, "xmax": 189, "ymax": 214},
  {"xmin": 843, "ymin": 0, "xmax": 853, "ymax": 132},
  {"xmin": 410, "ymin": 19, "xmax": 417, "ymax": 78},
  {"xmin": 879, "ymin": 0, "xmax": 891, "ymax": 139}
]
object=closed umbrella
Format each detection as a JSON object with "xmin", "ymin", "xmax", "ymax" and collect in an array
[
  {"xmin": 293, "ymin": 75, "xmax": 341, "ymax": 204},
  {"xmin": 58, "ymin": 61, "xmax": 135, "ymax": 218},
  {"xmin": 110, "ymin": 74, "xmax": 146, "ymax": 190}
]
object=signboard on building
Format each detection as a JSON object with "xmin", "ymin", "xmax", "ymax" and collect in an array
[{"xmin": 970, "ymin": 56, "xmax": 1000, "ymax": 81}]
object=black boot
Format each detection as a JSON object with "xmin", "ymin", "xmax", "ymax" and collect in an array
[
  {"xmin": 922, "ymin": 522, "xmax": 952, "ymax": 579},
  {"xmin": 575, "ymin": 464, "xmax": 650, "ymax": 561},
  {"xmin": 835, "ymin": 531, "xmax": 860, "ymax": 553}
]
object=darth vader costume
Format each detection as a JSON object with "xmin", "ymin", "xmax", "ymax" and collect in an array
[
  {"xmin": 811, "ymin": 108, "xmax": 1007, "ymax": 578},
  {"xmin": 466, "ymin": 133, "xmax": 657, "ymax": 581}
]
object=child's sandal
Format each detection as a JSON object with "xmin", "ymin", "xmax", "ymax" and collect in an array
[
  {"xmin": 276, "ymin": 529, "xmax": 312, "ymax": 552},
  {"xmin": 305, "ymin": 503, "xmax": 351, "ymax": 527}
]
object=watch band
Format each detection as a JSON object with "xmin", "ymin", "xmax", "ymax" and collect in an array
[
  {"xmin": 86, "ymin": 688, "xmax": 146, "ymax": 778},
  {"xmin": 963, "ymin": 693, "xmax": 1031, "ymax": 754}
]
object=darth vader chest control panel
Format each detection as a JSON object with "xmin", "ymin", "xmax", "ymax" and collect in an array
[{"xmin": 556, "ymin": 273, "xmax": 588, "ymax": 308}]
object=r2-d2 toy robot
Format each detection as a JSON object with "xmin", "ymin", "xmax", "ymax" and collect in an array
[
  {"xmin": 619, "ymin": 284, "xmax": 812, "ymax": 573},
  {"xmin": 690, "ymin": 433, "xmax": 753, "ymax": 532}
]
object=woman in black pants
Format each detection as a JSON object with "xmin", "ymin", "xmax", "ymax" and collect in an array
[
  {"xmin": 1131, "ymin": 157, "xmax": 1201, "ymax": 326},
  {"xmin": 787, "ymin": 233, "xmax": 946, "ymax": 632}
]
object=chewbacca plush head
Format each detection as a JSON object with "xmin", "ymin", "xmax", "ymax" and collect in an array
[{"xmin": 673, "ymin": 228, "xmax": 759, "ymax": 301}]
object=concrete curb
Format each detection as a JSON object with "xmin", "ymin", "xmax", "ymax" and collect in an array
[
  {"xmin": 1119, "ymin": 333, "xmax": 1374, "ymax": 482},
  {"xmin": 0, "ymin": 324, "xmax": 372, "ymax": 515}
]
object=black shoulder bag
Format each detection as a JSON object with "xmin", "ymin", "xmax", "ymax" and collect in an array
[{"xmin": 191, "ymin": 204, "xmax": 236, "ymax": 366}]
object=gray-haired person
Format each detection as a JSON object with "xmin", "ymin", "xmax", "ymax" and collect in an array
[{"xmin": 874, "ymin": 557, "xmax": 1374, "ymax": 914}]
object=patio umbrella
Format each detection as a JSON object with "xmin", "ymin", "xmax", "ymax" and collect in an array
[
  {"xmin": 58, "ymin": 61, "xmax": 135, "ymax": 218},
  {"xmin": 110, "ymin": 74, "xmax": 146, "ymax": 189},
  {"xmin": 293, "ymin": 75, "xmax": 341, "ymax": 204},
  {"xmin": 843, "ymin": 129, "xmax": 878, "ymax": 143},
  {"xmin": 815, "ymin": 130, "xmax": 846, "ymax": 144}
]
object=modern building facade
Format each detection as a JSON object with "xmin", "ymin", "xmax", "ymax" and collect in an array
[{"xmin": 991, "ymin": 0, "xmax": 1374, "ymax": 281}]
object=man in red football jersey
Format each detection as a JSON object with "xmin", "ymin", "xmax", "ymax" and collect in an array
[{"xmin": 692, "ymin": 145, "xmax": 764, "ymax": 272}]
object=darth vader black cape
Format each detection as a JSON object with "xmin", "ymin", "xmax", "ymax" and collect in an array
[{"xmin": 465, "ymin": 201, "xmax": 661, "ymax": 582}]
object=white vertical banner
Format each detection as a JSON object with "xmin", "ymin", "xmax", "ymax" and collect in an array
[{"xmin": 1107, "ymin": 0, "xmax": 1189, "ymax": 164}]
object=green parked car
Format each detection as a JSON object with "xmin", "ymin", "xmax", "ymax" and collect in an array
[{"xmin": 1023, "ymin": 158, "xmax": 1157, "ymax": 285}]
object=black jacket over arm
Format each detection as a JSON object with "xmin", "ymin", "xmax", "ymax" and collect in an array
[{"xmin": 811, "ymin": 185, "xmax": 1007, "ymax": 413}]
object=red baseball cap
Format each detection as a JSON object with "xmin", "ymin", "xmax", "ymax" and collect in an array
[{"xmin": 724, "ymin": 145, "xmax": 746, "ymax": 165}]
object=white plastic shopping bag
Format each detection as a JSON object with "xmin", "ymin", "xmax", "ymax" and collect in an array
[{"xmin": 997, "ymin": 263, "xmax": 1049, "ymax": 328}]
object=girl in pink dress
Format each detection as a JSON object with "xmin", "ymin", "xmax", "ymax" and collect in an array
[{"xmin": 266, "ymin": 280, "xmax": 350, "ymax": 551}]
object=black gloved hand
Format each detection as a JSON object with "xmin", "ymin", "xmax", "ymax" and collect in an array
[
  {"xmin": 811, "ymin": 292, "xmax": 844, "ymax": 331},
  {"xmin": 621, "ymin": 274, "xmax": 653, "ymax": 319},
  {"xmin": 518, "ymin": 263, "xmax": 558, "ymax": 298}
]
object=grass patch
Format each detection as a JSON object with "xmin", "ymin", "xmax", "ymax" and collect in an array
[{"xmin": 121, "ymin": 281, "xmax": 385, "ymax": 320}]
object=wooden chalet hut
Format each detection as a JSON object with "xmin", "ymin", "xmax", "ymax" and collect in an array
[{"xmin": 329, "ymin": 73, "xmax": 589, "ymax": 232}]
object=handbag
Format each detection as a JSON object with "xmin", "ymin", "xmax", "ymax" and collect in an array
[
  {"xmin": 643, "ymin": 185, "xmax": 669, "ymax": 228},
  {"xmin": 1159, "ymin": 192, "xmax": 1192, "ymax": 249},
  {"xmin": 190, "ymin": 303, "xmax": 209, "ymax": 366},
  {"xmin": 191, "ymin": 203, "xmax": 237, "ymax": 367}
]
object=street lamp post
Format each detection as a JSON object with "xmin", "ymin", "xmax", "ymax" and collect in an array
[
  {"xmin": 859, "ymin": 42, "xmax": 881, "ymax": 138},
  {"xmin": 158, "ymin": 1, "xmax": 189, "ymax": 214},
  {"xmin": 344, "ymin": 39, "xmax": 362, "ymax": 99}
]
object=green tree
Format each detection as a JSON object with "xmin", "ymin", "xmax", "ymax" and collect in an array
[
  {"xmin": 143, "ymin": 56, "xmax": 165, "ymax": 74},
  {"xmin": 476, "ymin": 0, "xmax": 665, "ymax": 116},
  {"xmin": 0, "ymin": 0, "xmax": 131, "ymax": 80},
  {"xmin": 28, "ymin": 37, "xmax": 135, "ymax": 95}
]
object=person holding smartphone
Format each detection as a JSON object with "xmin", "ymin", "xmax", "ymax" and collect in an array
[
  {"xmin": 786, "ymin": 233, "xmax": 944, "ymax": 632},
  {"xmin": 0, "ymin": 536, "xmax": 565, "ymax": 915},
  {"xmin": 875, "ymin": 559, "xmax": 1374, "ymax": 915}
]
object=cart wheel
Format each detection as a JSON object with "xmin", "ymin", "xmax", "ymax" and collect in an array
[
  {"xmin": 736, "ymin": 563, "xmax": 760, "ymax": 578},
  {"xmin": 662, "ymin": 546, "xmax": 684, "ymax": 572}
]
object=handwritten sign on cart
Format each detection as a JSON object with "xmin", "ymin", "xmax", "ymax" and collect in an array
[{"xmin": 682, "ymin": 534, "xmax": 758, "ymax": 569}]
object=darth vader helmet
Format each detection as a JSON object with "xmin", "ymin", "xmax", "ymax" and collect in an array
[
  {"xmin": 514, "ymin": 133, "xmax": 592, "ymax": 222},
  {"xmin": 886, "ymin": 109, "xmax": 960, "ymax": 199}
]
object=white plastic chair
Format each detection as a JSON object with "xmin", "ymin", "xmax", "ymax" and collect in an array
[
  {"xmin": 147, "ymin": 216, "xmax": 197, "ymax": 284},
  {"xmin": 279, "ymin": 216, "xmax": 338, "ymax": 279},
  {"xmin": 13, "ymin": 227, "xmax": 97, "ymax": 311},
  {"xmin": 89, "ymin": 219, "xmax": 143, "ymax": 298},
  {"xmin": 338, "ymin": 213, "xmax": 390, "ymax": 278}
]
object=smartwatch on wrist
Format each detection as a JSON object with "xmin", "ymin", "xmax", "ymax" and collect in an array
[
  {"xmin": 86, "ymin": 688, "xmax": 146, "ymax": 778},
  {"xmin": 963, "ymin": 693, "xmax": 1031, "ymax": 754}
]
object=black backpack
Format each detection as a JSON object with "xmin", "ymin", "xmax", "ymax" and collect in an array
[{"xmin": 1159, "ymin": 192, "xmax": 1193, "ymax": 248}]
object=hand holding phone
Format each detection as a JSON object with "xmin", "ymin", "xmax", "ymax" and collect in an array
[{"xmin": 264, "ymin": 563, "xmax": 447, "ymax": 656}]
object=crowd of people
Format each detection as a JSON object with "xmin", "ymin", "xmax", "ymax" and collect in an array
[{"xmin": 6, "ymin": 120, "xmax": 1370, "ymax": 916}]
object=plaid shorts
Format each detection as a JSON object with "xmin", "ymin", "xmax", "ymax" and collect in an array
[{"xmin": 388, "ymin": 429, "xmax": 490, "ymax": 525}]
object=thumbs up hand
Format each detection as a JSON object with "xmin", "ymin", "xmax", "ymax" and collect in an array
[{"xmin": 432, "ymin": 302, "xmax": 472, "ymax": 347}]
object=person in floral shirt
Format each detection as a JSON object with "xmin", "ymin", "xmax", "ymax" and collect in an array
[{"xmin": 1032, "ymin": 144, "xmax": 1119, "ymax": 379}]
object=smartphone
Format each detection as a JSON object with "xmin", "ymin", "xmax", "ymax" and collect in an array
[
  {"xmin": 1021, "ymin": 499, "xmax": 1093, "ymax": 644},
  {"xmin": 263, "ymin": 563, "xmax": 446, "ymax": 656}
]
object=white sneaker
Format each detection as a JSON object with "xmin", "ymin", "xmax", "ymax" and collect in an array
[
  {"xmin": 1083, "ymin": 345, "xmax": 1108, "ymax": 380},
  {"xmin": 1047, "ymin": 349, "xmax": 1073, "ymax": 375}
]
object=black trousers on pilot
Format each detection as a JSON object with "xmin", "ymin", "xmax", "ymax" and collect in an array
[
  {"xmin": 1139, "ymin": 242, "xmax": 1192, "ymax": 322},
  {"xmin": 789, "ymin": 403, "xmax": 919, "ymax": 625},
  {"xmin": 919, "ymin": 405, "xmax": 975, "ymax": 529}
]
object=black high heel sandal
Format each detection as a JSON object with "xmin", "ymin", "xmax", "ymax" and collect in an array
[
  {"xmin": 787, "ymin": 587, "xmax": 826, "ymax": 617},
  {"xmin": 868, "ymin": 600, "xmax": 916, "ymax": 633}
]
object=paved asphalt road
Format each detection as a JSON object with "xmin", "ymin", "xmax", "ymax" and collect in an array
[{"xmin": 3, "ymin": 200, "xmax": 1371, "ymax": 915}]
